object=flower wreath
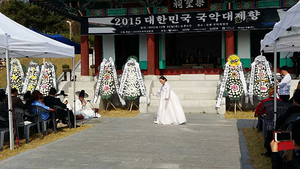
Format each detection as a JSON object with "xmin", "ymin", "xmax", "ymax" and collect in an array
[
  {"xmin": 22, "ymin": 61, "xmax": 40, "ymax": 94},
  {"xmin": 10, "ymin": 59, "xmax": 24, "ymax": 93},
  {"xmin": 36, "ymin": 62, "xmax": 57, "ymax": 96},
  {"xmin": 119, "ymin": 57, "xmax": 146, "ymax": 100},
  {"xmin": 248, "ymin": 55, "xmax": 272, "ymax": 104},
  {"xmin": 216, "ymin": 55, "xmax": 248, "ymax": 108},
  {"xmin": 93, "ymin": 57, "xmax": 125, "ymax": 105}
]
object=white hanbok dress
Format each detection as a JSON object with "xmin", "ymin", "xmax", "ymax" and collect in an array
[
  {"xmin": 154, "ymin": 82, "xmax": 186, "ymax": 125},
  {"xmin": 75, "ymin": 99, "xmax": 101, "ymax": 119}
]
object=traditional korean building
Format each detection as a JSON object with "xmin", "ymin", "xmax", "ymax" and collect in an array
[{"xmin": 30, "ymin": 0, "xmax": 299, "ymax": 76}]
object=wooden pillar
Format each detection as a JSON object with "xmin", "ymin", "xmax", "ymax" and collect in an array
[
  {"xmin": 147, "ymin": 34, "xmax": 156, "ymax": 75},
  {"xmin": 225, "ymin": 31, "xmax": 235, "ymax": 60},
  {"xmin": 225, "ymin": 3, "xmax": 235, "ymax": 61},
  {"xmin": 94, "ymin": 35, "xmax": 102, "ymax": 74},
  {"xmin": 81, "ymin": 35, "xmax": 89, "ymax": 76},
  {"xmin": 155, "ymin": 34, "xmax": 160, "ymax": 75}
]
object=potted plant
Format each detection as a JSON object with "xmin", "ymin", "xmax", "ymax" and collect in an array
[
  {"xmin": 62, "ymin": 64, "xmax": 70, "ymax": 70},
  {"xmin": 90, "ymin": 65, "xmax": 95, "ymax": 77}
]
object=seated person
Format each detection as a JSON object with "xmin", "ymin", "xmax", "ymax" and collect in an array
[
  {"xmin": 24, "ymin": 91, "xmax": 32, "ymax": 111},
  {"xmin": 288, "ymin": 81, "xmax": 300, "ymax": 104},
  {"xmin": 263, "ymin": 90, "xmax": 300, "ymax": 157},
  {"xmin": 0, "ymin": 89, "xmax": 8, "ymax": 119},
  {"xmin": 0, "ymin": 89, "xmax": 8, "ymax": 128},
  {"xmin": 270, "ymin": 119, "xmax": 300, "ymax": 169},
  {"xmin": 276, "ymin": 90, "xmax": 300, "ymax": 130},
  {"xmin": 75, "ymin": 90, "xmax": 101, "ymax": 119},
  {"xmin": 44, "ymin": 88, "xmax": 73, "ymax": 127},
  {"xmin": 26, "ymin": 90, "xmax": 39, "ymax": 112},
  {"xmin": 31, "ymin": 91, "xmax": 54, "ymax": 121},
  {"xmin": 10, "ymin": 88, "xmax": 26, "ymax": 109},
  {"xmin": 255, "ymin": 86, "xmax": 282, "ymax": 117}
]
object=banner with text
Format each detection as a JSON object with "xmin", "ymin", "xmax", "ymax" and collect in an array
[
  {"xmin": 168, "ymin": 0, "xmax": 209, "ymax": 12},
  {"xmin": 81, "ymin": 8, "xmax": 281, "ymax": 35}
]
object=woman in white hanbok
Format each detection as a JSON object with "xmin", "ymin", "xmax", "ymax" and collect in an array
[
  {"xmin": 152, "ymin": 76, "xmax": 186, "ymax": 125},
  {"xmin": 75, "ymin": 90, "xmax": 101, "ymax": 119}
]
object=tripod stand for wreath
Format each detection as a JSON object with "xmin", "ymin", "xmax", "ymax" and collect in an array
[
  {"xmin": 126, "ymin": 97, "xmax": 139, "ymax": 112},
  {"xmin": 102, "ymin": 95, "xmax": 117, "ymax": 111}
]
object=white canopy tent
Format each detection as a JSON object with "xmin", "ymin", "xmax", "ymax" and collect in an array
[
  {"xmin": 260, "ymin": 1, "xmax": 300, "ymax": 129},
  {"xmin": 0, "ymin": 12, "xmax": 76, "ymax": 150}
]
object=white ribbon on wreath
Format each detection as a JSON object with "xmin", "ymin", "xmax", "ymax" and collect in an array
[
  {"xmin": 216, "ymin": 63, "xmax": 229, "ymax": 109},
  {"xmin": 110, "ymin": 58, "xmax": 126, "ymax": 105},
  {"xmin": 239, "ymin": 63, "xmax": 248, "ymax": 104},
  {"xmin": 22, "ymin": 62, "xmax": 40, "ymax": 94},
  {"xmin": 93, "ymin": 58, "xmax": 106, "ymax": 103},
  {"xmin": 248, "ymin": 55, "xmax": 272, "ymax": 104}
]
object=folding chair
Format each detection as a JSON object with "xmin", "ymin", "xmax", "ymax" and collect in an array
[
  {"xmin": 13, "ymin": 107, "xmax": 39, "ymax": 143},
  {"xmin": 261, "ymin": 101, "xmax": 289, "ymax": 140},
  {"xmin": 53, "ymin": 105, "xmax": 72, "ymax": 128},
  {"xmin": 0, "ymin": 115, "xmax": 8, "ymax": 151},
  {"xmin": 282, "ymin": 113, "xmax": 300, "ymax": 131},
  {"xmin": 31, "ymin": 105, "xmax": 57, "ymax": 137}
]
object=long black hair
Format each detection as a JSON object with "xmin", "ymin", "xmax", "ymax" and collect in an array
[{"xmin": 159, "ymin": 76, "xmax": 167, "ymax": 81}]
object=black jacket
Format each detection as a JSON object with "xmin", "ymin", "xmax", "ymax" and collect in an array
[
  {"xmin": 272, "ymin": 151, "xmax": 300, "ymax": 169},
  {"xmin": 276, "ymin": 106, "xmax": 300, "ymax": 130},
  {"xmin": 43, "ymin": 96, "xmax": 66, "ymax": 109}
]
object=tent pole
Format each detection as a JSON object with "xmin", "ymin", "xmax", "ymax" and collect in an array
[
  {"xmin": 73, "ymin": 57, "xmax": 76, "ymax": 128},
  {"xmin": 274, "ymin": 41, "xmax": 277, "ymax": 130},
  {"xmin": 5, "ymin": 49, "xmax": 14, "ymax": 150}
]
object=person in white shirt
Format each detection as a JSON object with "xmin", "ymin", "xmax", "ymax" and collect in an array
[{"xmin": 277, "ymin": 66, "xmax": 292, "ymax": 102}]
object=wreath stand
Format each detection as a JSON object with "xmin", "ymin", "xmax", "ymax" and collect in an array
[
  {"xmin": 228, "ymin": 100, "xmax": 243, "ymax": 114},
  {"xmin": 105, "ymin": 99, "xmax": 117, "ymax": 111},
  {"xmin": 127, "ymin": 100, "xmax": 139, "ymax": 112}
]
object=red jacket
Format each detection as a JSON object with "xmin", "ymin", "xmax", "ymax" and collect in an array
[{"xmin": 254, "ymin": 97, "xmax": 283, "ymax": 117}]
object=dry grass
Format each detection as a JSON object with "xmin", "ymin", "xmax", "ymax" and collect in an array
[
  {"xmin": 242, "ymin": 128, "xmax": 271, "ymax": 169},
  {"xmin": 0, "ymin": 124, "xmax": 94, "ymax": 161},
  {"xmin": 225, "ymin": 111, "xmax": 255, "ymax": 119},
  {"xmin": 0, "ymin": 54, "xmax": 81, "ymax": 88},
  {"xmin": 99, "ymin": 108, "xmax": 140, "ymax": 117}
]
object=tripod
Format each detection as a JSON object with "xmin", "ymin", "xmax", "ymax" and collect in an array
[
  {"xmin": 228, "ymin": 100, "xmax": 243, "ymax": 114},
  {"xmin": 127, "ymin": 100, "xmax": 139, "ymax": 112},
  {"xmin": 105, "ymin": 99, "xmax": 117, "ymax": 111}
]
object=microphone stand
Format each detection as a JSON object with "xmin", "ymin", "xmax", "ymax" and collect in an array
[{"xmin": 87, "ymin": 100, "xmax": 99, "ymax": 118}]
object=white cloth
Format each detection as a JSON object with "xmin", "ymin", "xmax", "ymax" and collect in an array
[
  {"xmin": 62, "ymin": 98, "xmax": 73, "ymax": 110},
  {"xmin": 278, "ymin": 73, "xmax": 291, "ymax": 96},
  {"xmin": 154, "ymin": 82, "xmax": 186, "ymax": 125},
  {"xmin": 74, "ymin": 99, "xmax": 101, "ymax": 119}
]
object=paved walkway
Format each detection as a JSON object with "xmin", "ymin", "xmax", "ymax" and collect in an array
[{"xmin": 0, "ymin": 114, "xmax": 250, "ymax": 169}]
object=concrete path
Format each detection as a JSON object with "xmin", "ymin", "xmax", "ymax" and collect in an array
[{"xmin": 0, "ymin": 114, "xmax": 247, "ymax": 169}]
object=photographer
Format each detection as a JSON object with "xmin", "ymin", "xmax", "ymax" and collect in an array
[
  {"xmin": 270, "ymin": 120, "xmax": 300, "ymax": 169},
  {"xmin": 277, "ymin": 66, "xmax": 292, "ymax": 103}
]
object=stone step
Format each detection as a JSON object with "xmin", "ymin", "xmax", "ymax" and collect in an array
[
  {"xmin": 149, "ymin": 99, "xmax": 216, "ymax": 107},
  {"xmin": 150, "ymin": 93, "xmax": 216, "ymax": 100},
  {"xmin": 151, "ymin": 87, "xmax": 217, "ymax": 94},
  {"xmin": 147, "ymin": 106, "xmax": 218, "ymax": 114},
  {"xmin": 205, "ymin": 75, "xmax": 220, "ymax": 81},
  {"xmin": 68, "ymin": 88, "xmax": 94, "ymax": 96},
  {"xmin": 70, "ymin": 81, "xmax": 96, "ymax": 87},
  {"xmin": 180, "ymin": 74, "xmax": 205, "ymax": 81},
  {"xmin": 153, "ymin": 81, "xmax": 218, "ymax": 87}
]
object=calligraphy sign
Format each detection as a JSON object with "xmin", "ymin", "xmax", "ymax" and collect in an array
[
  {"xmin": 168, "ymin": 0, "xmax": 209, "ymax": 12},
  {"xmin": 81, "ymin": 8, "xmax": 281, "ymax": 35}
]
